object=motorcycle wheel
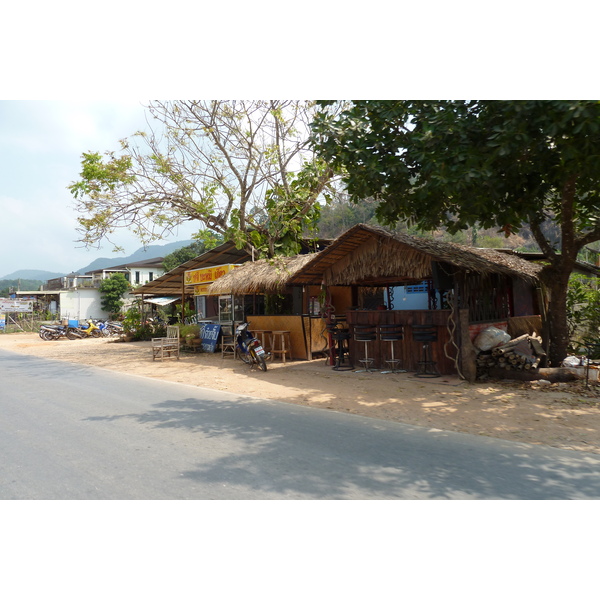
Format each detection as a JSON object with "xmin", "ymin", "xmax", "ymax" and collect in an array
[
  {"xmin": 66, "ymin": 330, "xmax": 79, "ymax": 340},
  {"xmin": 239, "ymin": 350, "xmax": 252, "ymax": 365},
  {"xmin": 250, "ymin": 348, "xmax": 267, "ymax": 372},
  {"xmin": 91, "ymin": 329, "xmax": 103, "ymax": 338},
  {"xmin": 40, "ymin": 330, "xmax": 52, "ymax": 341}
]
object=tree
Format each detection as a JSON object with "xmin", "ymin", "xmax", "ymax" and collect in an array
[
  {"xmin": 99, "ymin": 273, "xmax": 130, "ymax": 317},
  {"xmin": 311, "ymin": 100, "xmax": 600, "ymax": 365},
  {"xmin": 162, "ymin": 233, "xmax": 223, "ymax": 272},
  {"xmin": 69, "ymin": 101, "xmax": 335, "ymax": 259}
]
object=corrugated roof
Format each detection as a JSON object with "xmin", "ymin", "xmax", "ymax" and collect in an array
[{"xmin": 130, "ymin": 241, "xmax": 251, "ymax": 297}]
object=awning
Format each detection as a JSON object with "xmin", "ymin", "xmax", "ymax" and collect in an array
[{"xmin": 144, "ymin": 296, "xmax": 180, "ymax": 306}]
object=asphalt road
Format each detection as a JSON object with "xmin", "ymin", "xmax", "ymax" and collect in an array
[{"xmin": 1, "ymin": 348, "xmax": 600, "ymax": 499}]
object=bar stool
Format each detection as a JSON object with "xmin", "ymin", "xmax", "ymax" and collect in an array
[
  {"xmin": 329, "ymin": 326, "xmax": 354, "ymax": 371},
  {"xmin": 270, "ymin": 331, "xmax": 292, "ymax": 363},
  {"xmin": 378, "ymin": 324, "xmax": 406, "ymax": 374},
  {"xmin": 353, "ymin": 325, "xmax": 378, "ymax": 372},
  {"xmin": 412, "ymin": 324, "xmax": 441, "ymax": 378},
  {"xmin": 252, "ymin": 330, "xmax": 272, "ymax": 361}
]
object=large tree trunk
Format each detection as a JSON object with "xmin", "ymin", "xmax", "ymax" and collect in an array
[{"xmin": 541, "ymin": 266, "xmax": 572, "ymax": 367}]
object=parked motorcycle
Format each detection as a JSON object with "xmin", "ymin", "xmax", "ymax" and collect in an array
[
  {"xmin": 67, "ymin": 319, "xmax": 104, "ymax": 339},
  {"xmin": 104, "ymin": 321, "xmax": 124, "ymax": 337},
  {"xmin": 235, "ymin": 322, "xmax": 268, "ymax": 371},
  {"xmin": 39, "ymin": 324, "xmax": 68, "ymax": 341}
]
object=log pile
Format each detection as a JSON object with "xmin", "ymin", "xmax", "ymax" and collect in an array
[{"xmin": 476, "ymin": 333, "xmax": 546, "ymax": 375}]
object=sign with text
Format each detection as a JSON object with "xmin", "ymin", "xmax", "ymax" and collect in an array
[
  {"xmin": 201, "ymin": 324, "xmax": 221, "ymax": 353},
  {"xmin": 0, "ymin": 314, "xmax": 5, "ymax": 330},
  {"xmin": 0, "ymin": 299, "xmax": 33, "ymax": 312},
  {"xmin": 193, "ymin": 284, "xmax": 214, "ymax": 297},
  {"xmin": 184, "ymin": 264, "xmax": 239, "ymax": 286}
]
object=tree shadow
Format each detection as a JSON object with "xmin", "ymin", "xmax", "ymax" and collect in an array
[{"xmin": 86, "ymin": 394, "xmax": 600, "ymax": 500}]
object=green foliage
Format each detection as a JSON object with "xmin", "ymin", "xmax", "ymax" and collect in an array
[
  {"xmin": 311, "ymin": 101, "xmax": 600, "ymax": 238},
  {"xmin": 98, "ymin": 273, "xmax": 130, "ymax": 317},
  {"xmin": 162, "ymin": 234, "xmax": 223, "ymax": 272},
  {"xmin": 316, "ymin": 195, "xmax": 378, "ymax": 239},
  {"xmin": 311, "ymin": 100, "xmax": 600, "ymax": 364},
  {"xmin": 0, "ymin": 279, "xmax": 43, "ymax": 296},
  {"xmin": 68, "ymin": 101, "xmax": 332, "ymax": 259},
  {"xmin": 566, "ymin": 274, "xmax": 600, "ymax": 352},
  {"xmin": 232, "ymin": 158, "xmax": 334, "ymax": 258},
  {"xmin": 178, "ymin": 324, "xmax": 200, "ymax": 339}
]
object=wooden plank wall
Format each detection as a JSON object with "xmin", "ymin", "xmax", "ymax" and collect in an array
[
  {"xmin": 247, "ymin": 315, "xmax": 307, "ymax": 359},
  {"xmin": 346, "ymin": 310, "xmax": 456, "ymax": 375}
]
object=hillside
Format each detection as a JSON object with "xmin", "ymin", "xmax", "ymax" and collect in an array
[
  {"xmin": 1, "ymin": 239, "xmax": 194, "ymax": 282},
  {"xmin": 0, "ymin": 269, "xmax": 65, "ymax": 281}
]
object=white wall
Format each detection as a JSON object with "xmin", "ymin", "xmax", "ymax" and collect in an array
[
  {"xmin": 390, "ymin": 285, "xmax": 430, "ymax": 310},
  {"xmin": 59, "ymin": 290, "xmax": 109, "ymax": 321}
]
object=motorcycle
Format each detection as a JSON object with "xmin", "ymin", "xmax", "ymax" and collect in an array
[
  {"xmin": 104, "ymin": 321, "xmax": 124, "ymax": 337},
  {"xmin": 39, "ymin": 324, "xmax": 68, "ymax": 341},
  {"xmin": 235, "ymin": 322, "xmax": 268, "ymax": 371},
  {"xmin": 67, "ymin": 319, "xmax": 104, "ymax": 339}
]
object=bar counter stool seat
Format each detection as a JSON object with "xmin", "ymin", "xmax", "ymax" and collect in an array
[
  {"xmin": 378, "ymin": 324, "xmax": 406, "ymax": 374},
  {"xmin": 330, "ymin": 327, "xmax": 353, "ymax": 371},
  {"xmin": 269, "ymin": 331, "xmax": 292, "ymax": 363},
  {"xmin": 412, "ymin": 324, "xmax": 441, "ymax": 378},
  {"xmin": 252, "ymin": 330, "xmax": 272, "ymax": 361},
  {"xmin": 353, "ymin": 325, "xmax": 378, "ymax": 372}
]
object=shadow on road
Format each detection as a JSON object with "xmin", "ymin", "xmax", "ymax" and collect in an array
[{"xmin": 86, "ymin": 394, "xmax": 600, "ymax": 500}]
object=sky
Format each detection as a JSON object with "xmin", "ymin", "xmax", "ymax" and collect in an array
[{"xmin": 0, "ymin": 101, "xmax": 200, "ymax": 277}]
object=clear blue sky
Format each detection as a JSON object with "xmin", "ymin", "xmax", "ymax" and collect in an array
[{"xmin": 0, "ymin": 101, "xmax": 200, "ymax": 276}]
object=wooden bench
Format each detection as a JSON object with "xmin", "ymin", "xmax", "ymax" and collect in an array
[{"xmin": 152, "ymin": 325, "xmax": 180, "ymax": 361}]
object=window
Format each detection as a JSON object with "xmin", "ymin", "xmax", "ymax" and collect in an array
[
  {"xmin": 135, "ymin": 271, "xmax": 140, "ymax": 284},
  {"xmin": 149, "ymin": 272, "xmax": 154, "ymax": 281},
  {"xmin": 405, "ymin": 281, "xmax": 428, "ymax": 294}
]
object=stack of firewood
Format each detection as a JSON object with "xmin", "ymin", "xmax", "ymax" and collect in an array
[{"xmin": 476, "ymin": 333, "xmax": 546, "ymax": 373}]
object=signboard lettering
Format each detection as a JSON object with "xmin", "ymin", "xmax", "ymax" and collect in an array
[
  {"xmin": 201, "ymin": 324, "xmax": 221, "ymax": 353},
  {"xmin": 184, "ymin": 264, "xmax": 239, "ymax": 286},
  {"xmin": 0, "ymin": 299, "xmax": 33, "ymax": 313}
]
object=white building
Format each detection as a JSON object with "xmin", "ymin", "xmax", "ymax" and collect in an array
[{"xmin": 18, "ymin": 258, "xmax": 165, "ymax": 321}]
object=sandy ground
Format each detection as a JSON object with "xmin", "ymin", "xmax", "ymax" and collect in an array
[{"xmin": 2, "ymin": 332, "xmax": 600, "ymax": 455}]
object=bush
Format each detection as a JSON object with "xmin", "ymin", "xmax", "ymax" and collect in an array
[{"xmin": 567, "ymin": 273, "xmax": 600, "ymax": 354}]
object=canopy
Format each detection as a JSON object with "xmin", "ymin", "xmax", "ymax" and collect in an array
[{"xmin": 144, "ymin": 296, "xmax": 180, "ymax": 306}]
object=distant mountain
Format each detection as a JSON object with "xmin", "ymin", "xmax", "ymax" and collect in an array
[
  {"xmin": 1, "ymin": 239, "xmax": 195, "ymax": 282},
  {"xmin": 76, "ymin": 240, "xmax": 194, "ymax": 274},
  {"xmin": 0, "ymin": 269, "xmax": 66, "ymax": 281}
]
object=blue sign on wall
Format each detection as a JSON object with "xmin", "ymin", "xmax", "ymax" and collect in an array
[{"xmin": 201, "ymin": 324, "xmax": 221, "ymax": 353}]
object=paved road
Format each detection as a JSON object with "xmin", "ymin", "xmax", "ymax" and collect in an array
[{"xmin": 1, "ymin": 348, "xmax": 600, "ymax": 499}]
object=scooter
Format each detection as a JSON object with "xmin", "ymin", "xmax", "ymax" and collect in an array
[
  {"xmin": 235, "ymin": 322, "xmax": 268, "ymax": 371},
  {"xmin": 39, "ymin": 324, "xmax": 68, "ymax": 341},
  {"xmin": 67, "ymin": 319, "xmax": 104, "ymax": 339}
]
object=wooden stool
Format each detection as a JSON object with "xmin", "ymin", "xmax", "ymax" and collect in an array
[
  {"xmin": 252, "ymin": 330, "xmax": 272, "ymax": 361},
  {"xmin": 269, "ymin": 331, "xmax": 292, "ymax": 363}
]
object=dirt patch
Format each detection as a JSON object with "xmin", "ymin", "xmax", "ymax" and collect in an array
[{"xmin": 3, "ymin": 332, "xmax": 600, "ymax": 454}]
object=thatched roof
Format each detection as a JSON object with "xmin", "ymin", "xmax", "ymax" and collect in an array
[
  {"xmin": 287, "ymin": 223, "xmax": 543, "ymax": 286},
  {"xmin": 209, "ymin": 254, "xmax": 318, "ymax": 295}
]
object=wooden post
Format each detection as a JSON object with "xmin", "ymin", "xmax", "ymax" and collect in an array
[{"xmin": 459, "ymin": 308, "xmax": 477, "ymax": 383}]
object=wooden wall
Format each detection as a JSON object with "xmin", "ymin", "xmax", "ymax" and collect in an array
[{"xmin": 346, "ymin": 309, "xmax": 456, "ymax": 375}]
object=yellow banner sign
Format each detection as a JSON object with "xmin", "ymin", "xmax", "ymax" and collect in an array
[
  {"xmin": 194, "ymin": 284, "xmax": 214, "ymax": 296},
  {"xmin": 184, "ymin": 264, "xmax": 237, "ymax": 286}
]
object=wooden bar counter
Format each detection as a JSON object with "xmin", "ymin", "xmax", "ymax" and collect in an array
[{"xmin": 346, "ymin": 310, "xmax": 455, "ymax": 375}]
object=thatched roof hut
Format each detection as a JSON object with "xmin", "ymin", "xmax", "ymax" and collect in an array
[
  {"xmin": 287, "ymin": 223, "xmax": 543, "ymax": 287},
  {"xmin": 209, "ymin": 254, "xmax": 318, "ymax": 295}
]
